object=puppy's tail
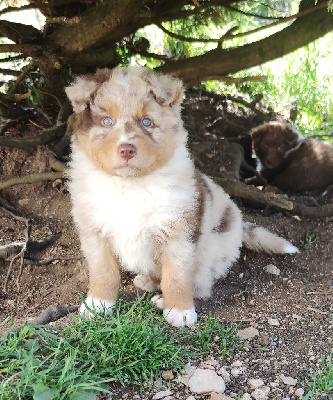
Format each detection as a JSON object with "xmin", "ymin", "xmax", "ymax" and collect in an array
[{"xmin": 242, "ymin": 222, "xmax": 299, "ymax": 254}]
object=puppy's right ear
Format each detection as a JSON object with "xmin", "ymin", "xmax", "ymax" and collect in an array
[
  {"xmin": 65, "ymin": 68, "xmax": 113, "ymax": 113},
  {"xmin": 250, "ymin": 125, "xmax": 266, "ymax": 145}
]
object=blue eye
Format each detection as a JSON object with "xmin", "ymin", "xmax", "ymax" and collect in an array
[
  {"xmin": 102, "ymin": 117, "xmax": 113, "ymax": 126},
  {"xmin": 142, "ymin": 117, "xmax": 152, "ymax": 127}
]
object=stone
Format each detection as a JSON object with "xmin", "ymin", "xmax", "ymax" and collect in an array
[
  {"xmin": 257, "ymin": 334, "xmax": 270, "ymax": 346},
  {"xmin": 218, "ymin": 367, "xmax": 231, "ymax": 383},
  {"xmin": 281, "ymin": 375, "xmax": 298, "ymax": 386},
  {"xmin": 295, "ymin": 388, "xmax": 305, "ymax": 398},
  {"xmin": 210, "ymin": 393, "xmax": 233, "ymax": 400},
  {"xmin": 152, "ymin": 390, "xmax": 173, "ymax": 400},
  {"xmin": 161, "ymin": 370, "xmax": 174, "ymax": 381},
  {"xmin": 264, "ymin": 264, "xmax": 281, "ymax": 275},
  {"xmin": 237, "ymin": 327, "xmax": 259, "ymax": 339},
  {"xmin": 268, "ymin": 318, "xmax": 280, "ymax": 327},
  {"xmin": 231, "ymin": 367, "xmax": 246, "ymax": 377},
  {"xmin": 251, "ymin": 386, "xmax": 270, "ymax": 400},
  {"xmin": 248, "ymin": 378, "xmax": 264, "ymax": 389},
  {"xmin": 242, "ymin": 394, "xmax": 252, "ymax": 400},
  {"xmin": 188, "ymin": 368, "xmax": 225, "ymax": 394}
]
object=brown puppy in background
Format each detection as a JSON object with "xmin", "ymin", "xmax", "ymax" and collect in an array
[{"xmin": 251, "ymin": 121, "xmax": 333, "ymax": 193}]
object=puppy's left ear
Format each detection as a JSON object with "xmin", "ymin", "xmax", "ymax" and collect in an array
[{"xmin": 144, "ymin": 70, "xmax": 184, "ymax": 107}]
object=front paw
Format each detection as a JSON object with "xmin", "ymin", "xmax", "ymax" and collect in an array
[
  {"xmin": 164, "ymin": 307, "xmax": 197, "ymax": 327},
  {"xmin": 79, "ymin": 296, "xmax": 115, "ymax": 318}
]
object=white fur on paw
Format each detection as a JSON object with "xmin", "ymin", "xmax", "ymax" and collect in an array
[
  {"xmin": 133, "ymin": 274, "xmax": 160, "ymax": 292},
  {"xmin": 163, "ymin": 307, "xmax": 197, "ymax": 327},
  {"xmin": 284, "ymin": 244, "xmax": 299, "ymax": 254},
  {"xmin": 151, "ymin": 294, "xmax": 164, "ymax": 309},
  {"xmin": 79, "ymin": 296, "xmax": 115, "ymax": 319}
]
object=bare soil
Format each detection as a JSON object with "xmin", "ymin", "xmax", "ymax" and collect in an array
[{"xmin": 0, "ymin": 101, "xmax": 332, "ymax": 399}]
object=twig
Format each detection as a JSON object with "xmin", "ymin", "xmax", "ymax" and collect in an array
[
  {"xmin": 25, "ymin": 255, "xmax": 82, "ymax": 266},
  {"xmin": 0, "ymin": 206, "xmax": 30, "ymax": 293},
  {"xmin": 0, "ymin": 116, "xmax": 31, "ymax": 136}
]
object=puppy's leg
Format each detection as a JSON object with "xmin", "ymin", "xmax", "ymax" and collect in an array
[
  {"xmin": 79, "ymin": 231, "xmax": 120, "ymax": 318},
  {"xmin": 152, "ymin": 247, "xmax": 197, "ymax": 327}
]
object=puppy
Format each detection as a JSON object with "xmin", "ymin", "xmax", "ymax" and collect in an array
[
  {"xmin": 251, "ymin": 121, "xmax": 333, "ymax": 193},
  {"xmin": 66, "ymin": 67, "xmax": 298, "ymax": 327}
]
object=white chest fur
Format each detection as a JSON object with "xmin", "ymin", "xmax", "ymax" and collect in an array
[{"xmin": 69, "ymin": 145, "xmax": 196, "ymax": 274}]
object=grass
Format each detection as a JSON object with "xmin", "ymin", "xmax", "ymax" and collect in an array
[
  {"xmin": 304, "ymin": 351, "xmax": 333, "ymax": 399},
  {"xmin": 0, "ymin": 295, "xmax": 241, "ymax": 400}
]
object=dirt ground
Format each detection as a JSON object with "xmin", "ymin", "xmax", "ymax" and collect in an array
[{"xmin": 0, "ymin": 99, "xmax": 332, "ymax": 399}]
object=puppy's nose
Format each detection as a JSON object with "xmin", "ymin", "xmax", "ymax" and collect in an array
[{"xmin": 117, "ymin": 143, "xmax": 137, "ymax": 160}]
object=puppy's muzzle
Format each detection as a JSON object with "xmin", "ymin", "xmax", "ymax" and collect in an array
[{"xmin": 117, "ymin": 143, "xmax": 137, "ymax": 160}]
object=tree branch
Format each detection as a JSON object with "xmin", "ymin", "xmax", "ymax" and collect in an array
[
  {"xmin": 0, "ymin": 44, "xmax": 42, "ymax": 57},
  {"xmin": 159, "ymin": 4, "xmax": 333, "ymax": 84}
]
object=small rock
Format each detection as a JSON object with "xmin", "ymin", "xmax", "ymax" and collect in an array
[
  {"xmin": 152, "ymin": 390, "xmax": 173, "ymax": 400},
  {"xmin": 232, "ymin": 360, "xmax": 243, "ymax": 367},
  {"xmin": 257, "ymin": 334, "xmax": 270, "ymax": 346},
  {"xmin": 281, "ymin": 375, "xmax": 297, "ymax": 386},
  {"xmin": 162, "ymin": 370, "xmax": 174, "ymax": 381},
  {"xmin": 268, "ymin": 318, "xmax": 280, "ymax": 327},
  {"xmin": 248, "ymin": 378, "xmax": 264, "ymax": 389},
  {"xmin": 188, "ymin": 368, "xmax": 225, "ymax": 395},
  {"xmin": 210, "ymin": 393, "xmax": 233, "ymax": 400},
  {"xmin": 237, "ymin": 327, "xmax": 259, "ymax": 339},
  {"xmin": 251, "ymin": 386, "xmax": 270, "ymax": 400},
  {"xmin": 218, "ymin": 367, "xmax": 231, "ymax": 383},
  {"xmin": 186, "ymin": 397, "xmax": 196, "ymax": 400},
  {"xmin": 295, "ymin": 388, "xmax": 305, "ymax": 398},
  {"xmin": 231, "ymin": 367, "xmax": 246, "ymax": 377},
  {"xmin": 264, "ymin": 264, "xmax": 280, "ymax": 275},
  {"xmin": 242, "ymin": 394, "xmax": 252, "ymax": 400}
]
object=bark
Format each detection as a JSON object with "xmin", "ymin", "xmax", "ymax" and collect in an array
[{"xmin": 50, "ymin": 0, "xmax": 150, "ymax": 55}]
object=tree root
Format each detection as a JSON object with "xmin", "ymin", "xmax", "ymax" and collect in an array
[
  {"xmin": 4, "ymin": 305, "xmax": 80, "ymax": 337},
  {"xmin": 0, "ymin": 122, "xmax": 66, "ymax": 148},
  {"xmin": 0, "ymin": 171, "xmax": 64, "ymax": 191}
]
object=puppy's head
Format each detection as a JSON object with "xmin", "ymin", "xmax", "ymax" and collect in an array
[
  {"xmin": 65, "ymin": 67, "xmax": 185, "ymax": 178},
  {"xmin": 250, "ymin": 121, "xmax": 300, "ymax": 169}
]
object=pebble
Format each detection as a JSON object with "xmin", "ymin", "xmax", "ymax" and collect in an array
[
  {"xmin": 251, "ymin": 386, "xmax": 270, "ymax": 400},
  {"xmin": 281, "ymin": 375, "xmax": 298, "ymax": 386},
  {"xmin": 237, "ymin": 327, "xmax": 259, "ymax": 339},
  {"xmin": 241, "ymin": 394, "xmax": 252, "ymax": 400},
  {"xmin": 295, "ymin": 388, "xmax": 305, "ymax": 398},
  {"xmin": 264, "ymin": 264, "xmax": 281, "ymax": 275},
  {"xmin": 248, "ymin": 378, "xmax": 264, "ymax": 389},
  {"xmin": 268, "ymin": 318, "xmax": 280, "ymax": 327},
  {"xmin": 231, "ymin": 367, "xmax": 246, "ymax": 377},
  {"xmin": 186, "ymin": 397, "xmax": 196, "ymax": 400},
  {"xmin": 188, "ymin": 368, "xmax": 226, "ymax": 394},
  {"xmin": 257, "ymin": 334, "xmax": 270, "ymax": 346},
  {"xmin": 152, "ymin": 390, "xmax": 173, "ymax": 400},
  {"xmin": 210, "ymin": 393, "xmax": 233, "ymax": 400},
  {"xmin": 218, "ymin": 367, "xmax": 231, "ymax": 383},
  {"xmin": 162, "ymin": 370, "xmax": 174, "ymax": 381}
]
